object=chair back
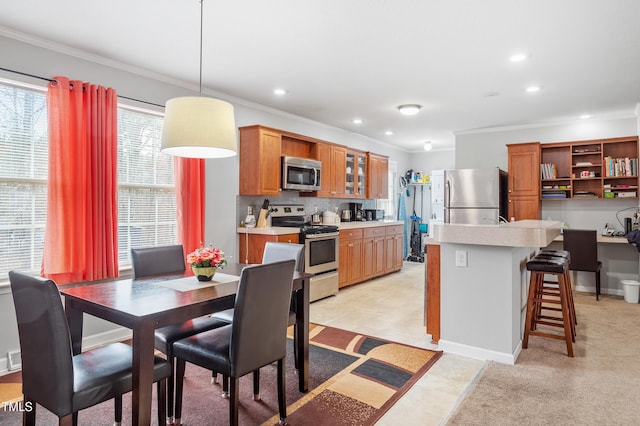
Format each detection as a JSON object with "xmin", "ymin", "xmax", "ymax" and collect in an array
[
  {"xmin": 9, "ymin": 271, "xmax": 74, "ymax": 413},
  {"xmin": 230, "ymin": 260, "xmax": 295, "ymax": 377},
  {"xmin": 562, "ymin": 229, "xmax": 599, "ymax": 272},
  {"xmin": 262, "ymin": 242, "xmax": 305, "ymax": 272},
  {"xmin": 131, "ymin": 244, "xmax": 185, "ymax": 278}
]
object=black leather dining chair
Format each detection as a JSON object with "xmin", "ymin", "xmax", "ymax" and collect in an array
[
  {"xmin": 9, "ymin": 271, "xmax": 171, "ymax": 426},
  {"xmin": 173, "ymin": 260, "xmax": 296, "ymax": 426},
  {"xmin": 210, "ymin": 242, "xmax": 305, "ymax": 372},
  {"xmin": 562, "ymin": 229, "xmax": 602, "ymax": 300},
  {"xmin": 130, "ymin": 245, "xmax": 229, "ymax": 425}
]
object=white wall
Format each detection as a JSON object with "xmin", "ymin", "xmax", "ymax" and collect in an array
[{"xmin": 0, "ymin": 34, "xmax": 412, "ymax": 371}]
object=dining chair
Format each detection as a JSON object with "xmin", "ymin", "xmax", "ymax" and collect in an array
[
  {"xmin": 562, "ymin": 229, "xmax": 602, "ymax": 300},
  {"xmin": 130, "ymin": 245, "xmax": 229, "ymax": 425},
  {"xmin": 173, "ymin": 259, "xmax": 296, "ymax": 426},
  {"xmin": 210, "ymin": 242, "xmax": 304, "ymax": 372},
  {"xmin": 9, "ymin": 271, "xmax": 171, "ymax": 426}
]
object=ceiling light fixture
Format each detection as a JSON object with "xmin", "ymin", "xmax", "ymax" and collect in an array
[
  {"xmin": 273, "ymin": 88, "xmax": 286, "ymax": 96},
  {"xmin": 525, "ymin": 85, "xmax": 541, "ymax": 93},
  {"xmin": 161, "ymin": 0, "xmax": 237, "ymax": 158},
  {"xmin": 580, "ymin": 114, "xmax": 592, "ymax": 120},
  {"xmin": 385, "ymin": 130, "xmax": 394, "ymax": 136},
  {"xmin": 509, "ymin": 53, "xmax": 528, "ymax": 62},
  {"xmin": 423, "ymin": 141, "xmax": 433, "ymax": 151},
  {"xmin": 398, "ymin": 104, "xmax": 422, "ymax": 116},
  {"xmin": 352, "ymin": 118, "xmax": 363, "ymax": 124}
]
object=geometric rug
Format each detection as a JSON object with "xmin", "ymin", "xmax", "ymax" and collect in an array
[{"xmin": 0, "ymin": 323, "xmax": 442, "ymax": 425}]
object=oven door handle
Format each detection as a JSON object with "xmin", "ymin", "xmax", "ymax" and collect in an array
[{"xmin": 304, "ymin": 232, "xmax": 340, "ymax": 239}]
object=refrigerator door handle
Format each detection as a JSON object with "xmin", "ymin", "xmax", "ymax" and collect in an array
[{"xmin": 444, "ymin": 180, "xmax": 450, "ymax": 223}]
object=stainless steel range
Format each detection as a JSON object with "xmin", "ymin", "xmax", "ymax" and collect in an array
[{"xmin": 270, "ymin": 204, "xmax": 339, "ymax": 301}]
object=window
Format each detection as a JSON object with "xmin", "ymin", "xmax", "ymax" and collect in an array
[
  {"xmin": 0, "ymin": 81, "xmax": 48, "ymax": 280},
  {"xmin": 0, "ymin": 78, "xmax": 177, "ymax": 280},
  {"xmin": 377, "ymin": 160, "xmax": 397, "ymax": 219},
  {"xmin": 117, "ymin": 106, "xmax": 176, "ymax": 269}
]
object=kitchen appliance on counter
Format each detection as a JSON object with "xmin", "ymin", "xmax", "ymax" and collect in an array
[
  {"xmin": 348, "ymin": 202, "xmax": 365, "ymax": 221},
  {"xmin": 322, "ymin": 209, "xmax": 340, "ymax": 225},
  {"xmin": 341, "ymin": 209, "xmax": 352, "ymax": 222},
  {"xmin": 364, "ymin": 209, "xmax": 384, "ymax": 221},
  {"xmin": 270, "ymin": 204, "xmax": 339, "ymax": 302},
  {"xmin": 444, "ymin": 167, "xmax": 508, "ymax": 225},
  {"xmin": 281, "ymin": 156, "xmax": 321, "ymax": 192}
]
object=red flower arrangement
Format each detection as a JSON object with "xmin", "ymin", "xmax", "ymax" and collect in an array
[{"xmin": 186, "ymin": 244, "xmax": 227, "ymax": 269}]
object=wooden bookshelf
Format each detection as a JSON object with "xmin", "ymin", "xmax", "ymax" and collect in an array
[{"xmin": 540, "ymin": 136, "xmax": 638, "ymax": 200}]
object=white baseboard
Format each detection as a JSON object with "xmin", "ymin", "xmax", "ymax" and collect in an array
[{"xmin": 438, "ymin": 339, "xmax": 518, "ymax": 365}]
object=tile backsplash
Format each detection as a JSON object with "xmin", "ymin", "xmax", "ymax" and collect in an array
[{"xmin": 237, "ymin": 194, "xmax": 376, "ymax": 226}]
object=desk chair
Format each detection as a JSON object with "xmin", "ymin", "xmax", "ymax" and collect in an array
[
  {"xmin": 210, "ymin": 242, "xmax": 305, "ymax": 375},
  {"xmin": 562, "ymin": 229, "xmax": 602, "ymax": 300},
  {"xmin": 131, "ymin": 245, "xmax": 228, "ymax": 425},
  {"xmin": 9, "ymin": 271, "xmax": 171, "ymax": 426},
  {"xmin": 173, "ymin": 260, "xmax": 296, "ymax": 426}
]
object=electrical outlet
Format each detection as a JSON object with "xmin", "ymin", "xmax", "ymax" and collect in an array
[{"xmin": 455, "ymin": 250, "xmax": 467, "ymax": 267}]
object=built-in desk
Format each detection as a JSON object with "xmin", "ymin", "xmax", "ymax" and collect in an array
[{"xmin": 553, "ymin": 234, "xmax": 629, "ymax": 244}]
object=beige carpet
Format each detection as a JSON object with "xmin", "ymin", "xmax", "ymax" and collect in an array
[{"xmin": 446, "ymin": 292, "xmax": 640, "ymax": 425}]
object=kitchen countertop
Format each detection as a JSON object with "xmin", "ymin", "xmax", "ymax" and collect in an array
[
  {"xmin": 236, "ymin": 220, "xmax": 403, "ymax": 235},
  {"xmin": 426, "ymin": 220, "xmax": 562, "ymax": 248}
]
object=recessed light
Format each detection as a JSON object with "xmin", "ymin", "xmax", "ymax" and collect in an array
[
  {"xmin": 385, "ymin": 130, "xmax": 393, "ymax": 136},
  {"xmin": 423, "ymin": 141, "xmax": 433, "ymax": 151},
  {"xmin": 525, "ymin": 85, "xmax": 541, "ymax": 93},
  {"xmin": 352, "ymin": 118, "xmax": 363, "ymax": 124},
  {"xmin": 273, "ymin": 88, "xmax": 287, "ymax": 96},
  {"xmin": 509, "ymin": 53, "xmax": 528, "ymax": 62},
  {"xmin": 483, "ymin": 91, "xmax": 500, "ymax": 98},
  {"xmin": 580, "ymin": 114, "xmax": 592, "ymax": 120},
  {"xmin": 398, "ymin": 104, "xmax": 422, "ymax": 116}
]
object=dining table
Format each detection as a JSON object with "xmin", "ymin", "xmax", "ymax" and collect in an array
[{"xmin": 60, "ymin": 263, "xmax": 312, "ymax": 426}]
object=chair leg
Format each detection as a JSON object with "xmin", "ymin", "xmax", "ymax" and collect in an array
[
  {"xmin": 596, "ymin": 270, "xmax": 601, "ymax": 301},
  {"xmin": 115, "ymin": 394, "xmax": 123, "ymax": 425},
  {"xmin": 277, "ymin": 358, "xmax": 287, "ymax": 425},
  {"xmin": 167, "ymin": 355, "xmax": 175, "ymax": 425},
  {"xmin": 72, "ymin": 412, "xmax": 78, "ymax": 426},
  {"xmin": 558, "ymin": 274, "xmax": 574, "ymax": 357},
  {"xmin": 293, "ymin": 323, "xmax": 299, "ymax": 370},
  {"xmin": 522, "ymin": 271, "xmax": 539, "ymax": 349},
  {"xmin": 24, "ymin": 397, "xmax": 36, "ymax": 426},
  {"xmin": 222, "ymin": 374, "xmax": 229, "ymax": 398},
  {"xmin": 211, "ymin": 371, "xmax": 218, "ymax": 384},
  {"xmin": 253, "ymin": 369, "xmax": 261, "ymax": 400},
  {"xmin": 158, "ymin": 377, "xmax": 167, "ymax": 426},
  {"xmin": 174, "ymin": 359, "xmax": 187, "ymax": 425},
  {"xmin": 230, "ymin": 377, "xmax": 240, "ymax": 426}
]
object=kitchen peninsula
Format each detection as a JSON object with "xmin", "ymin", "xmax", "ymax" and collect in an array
[{"xmin": 425, "ymin": 220, "xmax": 562, "ymax": 364}]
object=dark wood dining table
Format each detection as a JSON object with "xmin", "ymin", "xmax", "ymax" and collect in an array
[{"xmin": 59, "ymin": 263, "xmax": 312, "ymax": 426}]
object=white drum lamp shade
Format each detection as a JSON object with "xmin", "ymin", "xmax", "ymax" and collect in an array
[{"xmin": 161, "ymin": 96, "xmax": 237, "ymax": 158}]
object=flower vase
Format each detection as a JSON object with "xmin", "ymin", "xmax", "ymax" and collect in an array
[{"xmin": 191, "ymin": 266, "xmax": 217, "ymax": 282}]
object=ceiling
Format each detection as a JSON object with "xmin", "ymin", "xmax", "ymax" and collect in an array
[{"xmin": 2, "ymin": 0, "xmax": 640, "ymax": 152}]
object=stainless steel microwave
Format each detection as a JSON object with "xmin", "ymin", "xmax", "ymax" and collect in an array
[{"xmin": 281, "ymin": 156, "xmax": 321, "ymax": 191}]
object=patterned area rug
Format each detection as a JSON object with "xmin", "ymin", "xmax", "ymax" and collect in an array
[{"xmin": 0, "ymin": 324, "xmax": 442, "ymax": 425}]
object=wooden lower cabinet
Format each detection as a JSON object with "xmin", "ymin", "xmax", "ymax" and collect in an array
[
  {"xmin": 338, "ymin": 229, "xmax": 363, "ymax": 288},
  {"xmin": 426, "ymin": 244, "xmax": 440, "ymax": 343},
  {"xmin": 238, "ymin": 232, "xmax": 299, "ymax": 265},
  {"xmin": 341, "ymin": 225, "xmax": 402, "ymax": 286}
]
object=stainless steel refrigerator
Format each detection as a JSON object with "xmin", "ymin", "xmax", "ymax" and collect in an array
[{"xmin": 444, "ymin": 168, "xmax": 508, "ymax": 225}]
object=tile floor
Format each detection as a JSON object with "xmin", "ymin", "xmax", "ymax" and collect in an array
[{"xmin": 310, "ymin": 261, "xmax": 486, "ymax": 425}]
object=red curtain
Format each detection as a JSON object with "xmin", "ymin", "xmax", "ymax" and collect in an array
[
  {"xmin": 42, "ymin": 76, "xmax": 118, "ymax": 283},
  {"xmin": 174, "ymin": 157, "xmax": 205, "ymax": 273}
]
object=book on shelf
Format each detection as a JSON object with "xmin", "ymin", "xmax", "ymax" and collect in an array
[
  {"xmin": 617, "ymin": 191, "xmax": 637, "ymax": 198},
  {"xmin": 540, "ymin": 163, "xmax": 558, "ymax": 179},
  {"xmin": 604, "ymin": 156, "xmax": 638, "ymax": 177}
]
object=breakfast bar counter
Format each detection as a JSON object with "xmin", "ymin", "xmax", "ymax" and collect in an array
[{"xmin": 427, "ymin": 220, "xmax": 562, "ymax": 364}]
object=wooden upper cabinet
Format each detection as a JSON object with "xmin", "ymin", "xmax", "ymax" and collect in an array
[
  {"xmin": 507, "ymin": 142, "xmax": 541, "ymax": 220},
  {"xmin": 313, "ymin": 142, "xmax": 346, "ymax": 198},
  {"xmin": 239, "ymin": 126, "xmax": 282, "ymax": 195},
  {"xmin": 507, "ymin": 142, "xmax": 540, "ymax": 197},
  {"xmin": 367, "ymin": 153, "xmax": 389, "ymax": 199},
  {"xmin": 346, "ymin": 150, "xmax": 367, "ymax": 198}
]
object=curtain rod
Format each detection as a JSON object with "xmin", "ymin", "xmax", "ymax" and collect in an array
[{"xmin": 0, "ymin": 66, "xmax": 165, "ymax": 109}]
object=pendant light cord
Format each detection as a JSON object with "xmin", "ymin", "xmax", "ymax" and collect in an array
[{"xmin": 199, "ymin": 0, "xmax": 204, "ymax": 96}]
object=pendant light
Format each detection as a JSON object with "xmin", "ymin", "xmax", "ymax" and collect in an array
[{"xmin": 161, "ymin": 0, "xmax": 237, "ymax": 158}]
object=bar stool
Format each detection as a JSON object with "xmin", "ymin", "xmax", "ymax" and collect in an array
[
  {"xmin": 536, "ymin": 249, "xmax": 577, "ymax": 333},
  {"xmin": 523, "ymin": 256, "xmax": 574, "ymax": 357}
]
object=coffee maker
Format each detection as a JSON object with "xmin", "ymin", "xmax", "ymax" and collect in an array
[{"xmin": 348, "ymin": 202, "xmax": 364, "ymax": 221}]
